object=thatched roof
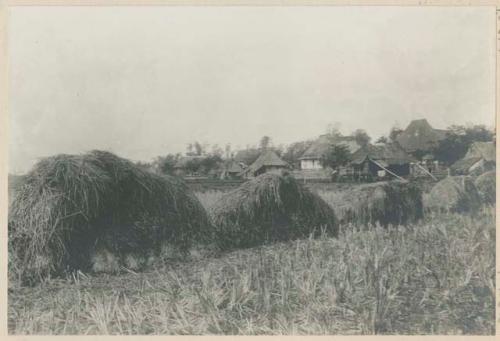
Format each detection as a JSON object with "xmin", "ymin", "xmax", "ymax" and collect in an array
[
  {"xmin": 451, "ymin": 142, "xmax": 495, "ymax": 174},
  {"xmin": 246, "ymin": 150, "xmax": 288, "ymax": 174},
  {"xmin": 299, "ymin": 134, "xmax": 361, "ymax": 160},
  {"xmin": 464, "ymin": 142, "xmax": 495, "ymax": 162},
  {"xmin": 224, "ymin": 161, "xmax": 244, "ymax": 173},
  {"xmin": 451, "ymin": 157, "xmax": 483, "ymax": 174},
  {"xmin": 350, "ymin": 143, "xmax": 415, "ymax": 166},
  {"xmin": 396, "ymin": 119, "xmax": 448, "ymax": 152}
]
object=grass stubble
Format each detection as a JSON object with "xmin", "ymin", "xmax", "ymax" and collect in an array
[{"xmin": 8, "ymin": 189, "xmax": 495, "ymax": 335}]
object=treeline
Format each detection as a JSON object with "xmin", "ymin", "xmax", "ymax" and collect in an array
[{"xmin": 136, "ymin": 124, "xmax": 494, "ymax": 176}]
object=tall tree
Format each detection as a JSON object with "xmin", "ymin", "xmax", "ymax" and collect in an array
[
  {"xmin": 320, "ymin": 144, "xmax": 351, "ymax": 169},
  {"xmin": 282, "ymin": 140, "xmax": 314, "ymax": 168},
  {"xmin": 193, "ymin": 141, "xmax": 204, "ymax": 156},
  {"xmin": 154, "ymin": 154, "xmax": 180, "ymax": 175},
  {"xmin": 259, "ymin": 136, "xmax": 271, "ymax": 151},
  {"xmin": 389, "ymin": 127, "xmax": 403, "ymax": 142},
  {"xmin": 432, "ymin": 124, "xmax": 494, "ymax": 165},
  {"xmin": 352, "ymin": 129, "xmax": 371, "ymax": 147}
]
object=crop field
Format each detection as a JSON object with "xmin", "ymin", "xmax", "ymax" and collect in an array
[{"xmin": 8, "ymin": 187, "xmax": 495, "ymax": 335}]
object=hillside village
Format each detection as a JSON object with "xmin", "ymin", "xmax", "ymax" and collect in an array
[{"xmin": 152, "ymin": 118, "xmax": 496, "ymax": 184}]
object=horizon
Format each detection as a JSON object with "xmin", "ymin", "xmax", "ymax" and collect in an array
[
  {"xmin": 8, "ymin": 116, "xmax": 495, "ymax": 175},
  {"xmin": 8, "ymin": 6, "xmax": 496, "ymax": 174}
]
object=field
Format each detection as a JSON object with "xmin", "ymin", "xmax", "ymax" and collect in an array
[{"xmin": 8, "ymin": 187, "xmax": 495, "ymax": 335}]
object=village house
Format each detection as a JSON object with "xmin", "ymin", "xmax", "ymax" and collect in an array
[
  {"xmin": 299, "ymin": 134, "xmax": 362, "ymax": 170},
  {"xmin": 242, "ymin": 150, "xmax": 289, "ymax": 178},
  {"xmin": 346, "ymin": 143, "xmax": 415, "ymax": 180},
  {"xmin": 173, "ymin": 155, "xmax": 205, "ymax": 176},
  {"xmin": 396, "ymin": 119, "xmax": 448, "ymax": 157},
  {"xmin": 219, "ymin": 161, "xmax": 245, "ymax": 180},
  {"xmin": 396, "ymin": 119, "xmax": 449, "ymax": 178},
  {"xmin": 451, "ymin": 141, "xmax": 496, "ymax": 175}
]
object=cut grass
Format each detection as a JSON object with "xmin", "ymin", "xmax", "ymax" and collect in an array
[{"xmin": 8, "ymin": 208, "xmax": 495, "ymax": 335}]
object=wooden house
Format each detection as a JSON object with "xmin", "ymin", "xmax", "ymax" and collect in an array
[
  {"xmin": 396, "ymin": 119, "xmax": 448, "ymax": 158},
  {"xmin": 242, "ymin": 150, "xmax": 289, "ymax": 178},
  {"xmin": 348, "ymin": 143, "xmax": 415, "ymax": 181},
  {"xmin": 299, "ymin": 134, "xmax": 362, "ymax": 170}
]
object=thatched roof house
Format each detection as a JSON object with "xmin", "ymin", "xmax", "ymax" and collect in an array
[
  {"xmin": 396, "ymin": 119, "xmax": 448, "ymax": 154},
  {"xmin": 349, "ymin": 143, "xmax": 415, "ymax": 179},
  {"xmin": 173, "ymin": 155, "xmax": 205, "ymax": 175},
  {"xmin": 242, "ymin": 150, "xmax": 289, "ymax": 178},
  {"xmin": 220, "ymin": 161, "xmax": 245, "ymax": 179},
  {"xmin": 299, "ymin": 134, "xmax": 362, "ymax": 170},
  {"xmin": 451, "ymin": 141, "xmax": 496, "ymax": 175}
]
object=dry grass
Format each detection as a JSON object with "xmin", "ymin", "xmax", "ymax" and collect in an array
[
  {"xmin": 209, "ymin": 173, "xmax": 338, "ymax": 250},
  {"xmin": 9, "ymin": 150, "xmax": 211, "ymax": 284},
  {"xmin": 195, "ymin": 190, "xmax": 227, "ymax": 210},
  {"xmin": 315, "ymin": 181, "xmax": 423, "ymax": 227},
  {"xmin": 424, "ymin": 176, "xmax": 482, "ymax": 213},
  {"xmin": 474, "ymin": 171, "xmax": 496, "ymax": 205},
  {"xmin": 8, "ymin": 208, "xmax": 495, "ymax": 335}
]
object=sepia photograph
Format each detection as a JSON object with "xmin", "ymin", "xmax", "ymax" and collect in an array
[{"xmin": 4, "ymin": 4, "xmax": 497, "ymax": 336}]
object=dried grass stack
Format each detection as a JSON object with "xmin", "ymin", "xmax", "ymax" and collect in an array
[
  {"xmin": 474, "ymin": 171, "xmax": 496, "ymax": 205},
  {"xmin": 210, "ymin": 172, "xmax": 338, "ymax": 249},
  {"xmin": 325, "ymin": 181, "xmax": 423, "ymax": 227},
  {"xmin": 424, "ymin": 176, "xmax": 481, "ymax": 213},
  {"xmin": 9, "ymin": 150, "xmax": 211, "ymax": 284}
]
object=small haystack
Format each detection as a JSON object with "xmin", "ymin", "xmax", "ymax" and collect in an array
[
  {"xmin": 474, "ymin": 171, "xmax": 496, "ymax": 205},
  {"xmin": 424, "ymin": 176, "xmax": 481, "ymax": 213},
  {"xmin": 325, "ymin": 181, "xmax": 423, "ymax": 227},
  {"xmin": 210, "ymin": 172, "xmax": 337, "ymax": 249},
  {"xmin": 9, "ymin": 150, "xmax": 211, "ymax": 284}
]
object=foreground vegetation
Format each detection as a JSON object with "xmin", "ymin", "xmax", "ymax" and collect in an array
[{"xmin": 9, "ymin": 207, "xmax": 495, "ymax": 335}]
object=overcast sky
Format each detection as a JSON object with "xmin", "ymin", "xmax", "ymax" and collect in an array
[{"xmin": 8, "ymin": 6, "xmax": 496, "ymax": 173}]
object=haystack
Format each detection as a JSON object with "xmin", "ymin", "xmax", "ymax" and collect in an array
[
  {"xmin": 424, "ymin": 176, "xmax": 481, "ymax": 213},
  {"xmin": 9, "ymin": 150, "xmax": 211, "ymax": 284},
  {"xmin": 326, "ymin": 181, "xmax": 423, "ymax": 227},
  {"xmin": 474, "ymin": 171, "xmax": 496, "ymax": 205},
  {"xmin": 209, "ymin": 172, "xmax": 337, "ymax": 249}
]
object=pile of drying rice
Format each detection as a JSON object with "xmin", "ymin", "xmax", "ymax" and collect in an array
[
  {"xmin": 474, "ymin": 171, "xmax": 496, "ymax": 205},
  {"xmin": 321, "ymin": 181, "xmax": 423, "ymax": 228},
  {"xmin": 9, "ymin": 150, "xmax": 211, "ymax": 284},
  {"xmin": 209, "ymin": 172, "xmax": 338, "ymax": 250},
  {"xmin": 424, "ymin": 176, "xmax": 481, "ymax": 213}
]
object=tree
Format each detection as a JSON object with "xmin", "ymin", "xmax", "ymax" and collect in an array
[
  {"xmin": 352, "ymin": 129, "xmax": 371, "ymax": 147},
  {"xmin": 259, "ymin": 136, "xmax": 271, "ymax": 151},
  {"xmin": 234, "ymin": 147, "xmax": 261, "ymax": 166},
  {"xmin": 282, "ymin": 140, "xmax": 314, "ymax": 168},
  {"xmin": 389, "ymin": 127, "xmax": 403, "ymax": 142},
  {"xmin": 431, "ymin": 124, "xmax": 494, "ymax": 165},
  {"xmin": 211, "ymin": 144, "xmax": 224, "ymax": 158},
  {"xmin": 154, "ymin": 154, "xmax": 180, "ymax": 175},
  {"xmin": 224, "ymin": 143, "xmax": 232, "ymax": 159},
  {"xmin": 199, "ymin": 154, "xmax": 223, "ymax": 174},
  {"xmin": 320, "ymin": 144, "xmax": 351, "ymax": 169},
  {"xmin": 375, "ymin": 136, "xmax": 388, "ymax": 144},
  {"xmin": 326, "ymin": 122, "xmax": 342, "ymax": 138},
  {"xmin": 193, "ymin": 142, "xmax": 204, "ymax": 156}
]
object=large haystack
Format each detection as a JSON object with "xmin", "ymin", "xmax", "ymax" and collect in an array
[
  {"xmin": 424, "ymin": 176, "xmax": 481, "ymax": 213},
  {"xmin": 209, "ymin": 172, "xmax": 337, "ymax": 249},
  {"xmin": 474, "ymin": 171, "xmax": 496, "ymax": 205},
  {"xmin": 9, "ymin": 150, "xmax": 211, "ymax": 284},
  {"xmin": 324, "ymin": 181, "xmax": 423, "ymax": 227}
]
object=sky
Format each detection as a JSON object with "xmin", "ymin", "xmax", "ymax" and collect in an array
[{"xmin": 8, "ymin": 6, "xmax": 496, "ymax": 174}]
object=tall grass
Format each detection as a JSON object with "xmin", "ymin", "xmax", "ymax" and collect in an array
[{"xmin": 8, "ymin": 208, "xmax": 495, "ymax": 335}]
